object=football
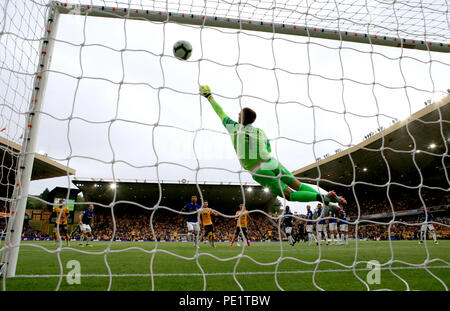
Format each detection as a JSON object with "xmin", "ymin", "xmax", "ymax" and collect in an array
[{"xmin": 173, "ymin": 40, "xmax": 192, "ymax": 60}]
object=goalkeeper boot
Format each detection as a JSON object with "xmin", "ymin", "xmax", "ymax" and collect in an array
[{"xmin": 325, "ymin": 191, "xmax": 347, "ymax": 205}]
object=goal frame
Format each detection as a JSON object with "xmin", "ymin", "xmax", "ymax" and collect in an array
[
  {"xmin": 52, "ymin": 1, "xmax": 450, "ymax": 53},
  {"xmin": 2, "ymin": 0, "xmax": 449, "ymax": 278},
  {"xmin": 1, "ymin": 5, "xmax": 60, "ymax": 278}
]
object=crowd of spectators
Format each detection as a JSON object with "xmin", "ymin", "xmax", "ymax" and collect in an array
[
  {"xmin": 344, "ymin": 191, "xmax": 449, "ymax": 218},
  {"xmin": 344, "ymin": 216, "xmax": 450, "ymax": 241},
  {"xmin": 1, "ymin": 216, "xmax": 48, "ymax": 240},
  {"xmin": 1, "ymin": 189, "xmax": 447, "ymax": 242},
  {"xmin": 67, "ymin": 203, "xmax": 449, "ymax": 242},
  {"xmin": 21, "ymin": 221, "xmax": 49, "ymax": 239},
  {"xmin": 71, "ymin": 211, "xmax": 282, "ymax": 242}
]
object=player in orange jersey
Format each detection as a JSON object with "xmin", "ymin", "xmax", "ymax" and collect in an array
[
  {"xmin": 230, "ymin": 204, "xmax": 251, "ymax": 247},
  {"xmin": 200, "ymin": 200, "xmax": 219, "ymax": 247},
  {"xmin": 53, "ymin": 199, "xmax": 70, "ymax": 246}
]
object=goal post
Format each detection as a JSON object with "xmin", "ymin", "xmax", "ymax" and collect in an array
[{"xmin": 1, "ymin": 5, "xmax": 60, "ymax": 278}]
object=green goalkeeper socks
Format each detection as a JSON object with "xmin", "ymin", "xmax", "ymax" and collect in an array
[
  {"xmin": 298, "ymin": 183, "xmax": 319, "ymax": 194},
  {"xmin": 289, "ymin": 190, "xmax": 319, "ymax": 202},
  {"xmin": 289, "ymin": 183, "xmax": 321, "ymax": 202}
]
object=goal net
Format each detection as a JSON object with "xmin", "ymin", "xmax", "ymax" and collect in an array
[{"xmin": 0, "ymin": 0, "xmax": 449, "ymax": 291}]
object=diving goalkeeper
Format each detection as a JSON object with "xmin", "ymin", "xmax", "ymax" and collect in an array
[{"xmin": 199, "ymin": 85, "xmax": 346, "ymax": 206}]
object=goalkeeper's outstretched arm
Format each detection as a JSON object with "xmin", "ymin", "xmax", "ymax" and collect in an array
[{"xmin": 199, "ymin": 85, "xmax": 228, "ymax": 122}]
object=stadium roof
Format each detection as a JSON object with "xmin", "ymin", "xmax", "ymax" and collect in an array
[
  {"xmin": 72, "ymin": 179, "xmax": 277, "ymax": 214},
  {"xmin": 0, "ymin": 136, "xmax": 76, "ymax": 180},
  {"xmin": 0, "ymin": 136, "xmax": 76, "ymax": 200},
  {"xmin": 292, "ymin": 94, "xmax": 450, "ymax": 192}
]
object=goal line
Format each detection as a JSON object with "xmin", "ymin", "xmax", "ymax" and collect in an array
[{"xmin": 13, "ymin": 265, "xmax": 450, "ymax": 278}]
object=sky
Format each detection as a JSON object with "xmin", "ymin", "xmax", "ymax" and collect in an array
[{"xmin": 1, "ymin": 0, "xmax": 449, "ymax": 214}]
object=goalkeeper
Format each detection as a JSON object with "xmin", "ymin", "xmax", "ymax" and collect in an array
[{"xmin": 199, "ymin": 85, "xmax": 346, "ymax": 207}]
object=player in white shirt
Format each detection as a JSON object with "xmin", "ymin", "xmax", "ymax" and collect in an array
[
  {"xmin": 182, "ymin": 196, "xmax": 201, "ymax": 248},
  {"xmin": 337, "ymin": 204, "xmax": 349, "ymax": 245},
  {"xmin": 418, "ymin": 206, "xmax": 438, "ymax": 244},
  {"xmin": 305, "ymin": 205, "xmax": 317, "ymax": 246},
  {"xmin": 328, "ymin": 207, "xmax": 338, "ymax": 245},
  {"xmin": 79, "ymin": 204, "xmax": 95, "ymax": 247},
  {"xmin": 315, "ymin": 204, "xmax": 328, "ymax": 246}
]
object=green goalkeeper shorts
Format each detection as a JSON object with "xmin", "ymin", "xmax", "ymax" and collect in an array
[{"xmin": 251, "ymin": 157, "xmax": 295, "ymax": 197}]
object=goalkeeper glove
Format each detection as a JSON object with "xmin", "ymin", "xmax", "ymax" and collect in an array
[{"xmin": 200, "ymin": 85, "xmax": 213, "ymax": 100}]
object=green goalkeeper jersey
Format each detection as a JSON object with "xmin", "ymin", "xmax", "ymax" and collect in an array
[
  {"xmin": 206, "ymin": 96, "xmax": 272, "ymax": 171},
  {"xmin": 222, "ymin": 116, "xmax": 272, "ymax": 171}
]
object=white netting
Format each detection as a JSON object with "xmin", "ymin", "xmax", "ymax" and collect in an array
[
  {"xmin": 0, "ymin": 0, "xmax": 48, "ymax": 251},
  {"xmin": 0, "ymin": 0, "xmax": 449, "ymax": 290}
]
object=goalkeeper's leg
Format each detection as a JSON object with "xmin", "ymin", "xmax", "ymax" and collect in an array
[
  {"xmin": 253, "ymin": 161, "xmax": 346, "ymax": 204},
  {"xmin": 253, "ymin": 171, "xmax": 320, "ymax": 202},
  {"xmin": 285, "ymin": 166, "xmax": 346, "ymax": 205}
]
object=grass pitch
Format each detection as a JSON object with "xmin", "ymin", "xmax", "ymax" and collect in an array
[{"xmin": 2, "ymin": 240, "xmax": 449, "ymax": 291}]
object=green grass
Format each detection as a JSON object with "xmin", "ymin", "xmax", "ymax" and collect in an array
[{"xmin": 2, "ymin": 240, "xmax": 449, "ymax": 291}]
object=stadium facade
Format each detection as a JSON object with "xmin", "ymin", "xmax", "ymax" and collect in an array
[{"xmin": 72, "ymin": 179, "xmax": 277, "ymax": 214}]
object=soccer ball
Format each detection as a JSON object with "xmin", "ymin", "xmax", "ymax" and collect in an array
[{"xmin": 173, "ymin": 40, "xmax": 192, "ymax": 60}]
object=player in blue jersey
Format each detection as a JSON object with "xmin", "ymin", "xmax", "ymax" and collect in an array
[
  {"xmin": 305, "ymin": 205, "xmax": 317, "ymax": 246},
  {"xmin": 337, "ymin": 204, "xmax": 348, "ymax": 245},
  {"xmin": 315, "ymin": 203, "xmax": 329, "ymax": 245},
  {"xmin": 292, "ymin": 217, "xmax": 306, "ymax": 245},
  {"xmin": 328, "ymin": 207, "xmax": 338, "ymax": 245},
  {"xmin": 418, "ymin": 206, "xmax": 438, "ymax": 244},
  {"xmin": 79, "ymin": 204, "xmax": 95, "ymax": 247},
  {"xmin": 282, "ymin": 206, "xmax": 295, "ymax": 246},
  {"xmin": 182, "ymin": 195, "xmax": 201, "ymax": 248}
]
